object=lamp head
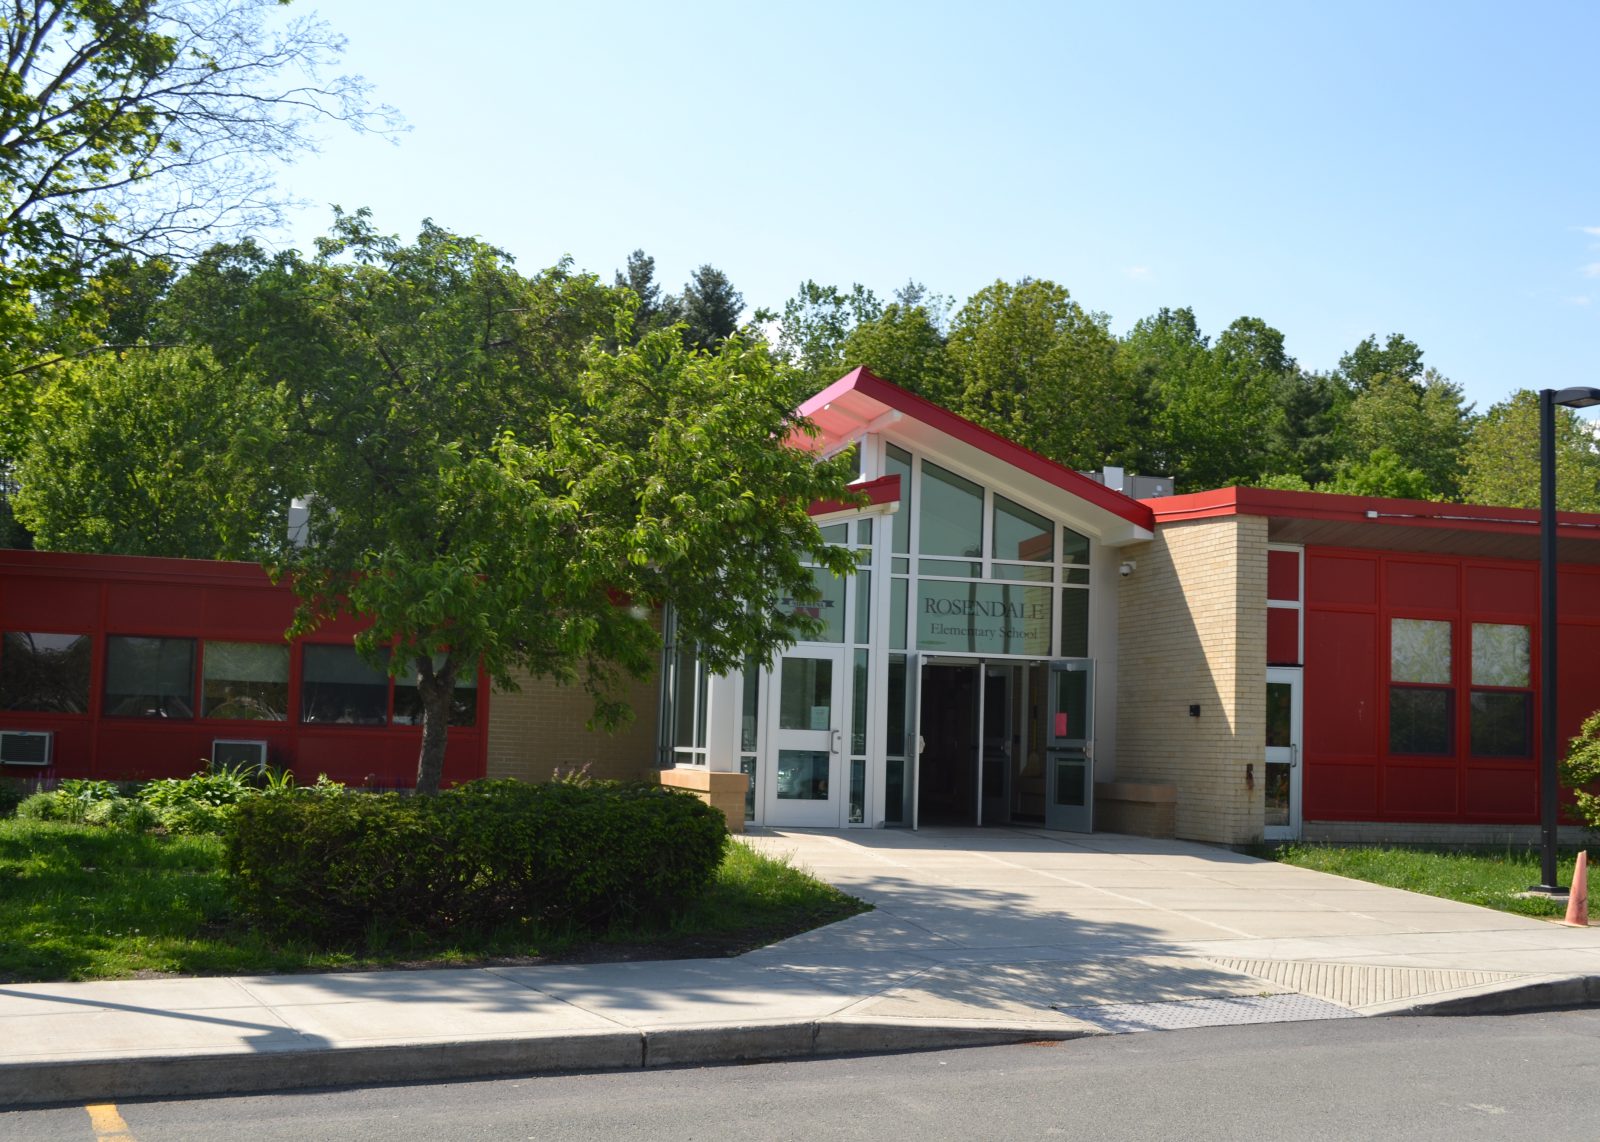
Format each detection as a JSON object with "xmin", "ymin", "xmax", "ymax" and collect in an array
[{"xmin": 1550, "ymin": 386, "xmax": 1600, "ymax": 409}]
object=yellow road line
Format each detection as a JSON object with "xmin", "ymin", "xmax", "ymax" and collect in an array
[{"xmin": 85, "ymin": 1102, "xmax": 136, "ymax": 1141}]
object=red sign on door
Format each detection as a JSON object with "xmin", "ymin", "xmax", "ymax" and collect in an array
[{"xmin": 1054, "ymin": 712, "xmax": 1069, "ymax": 737}]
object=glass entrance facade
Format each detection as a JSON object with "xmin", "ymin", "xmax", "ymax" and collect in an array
[{"xmin": 659, "ymin": 434, "xmax": 1104, "ymax": 830}]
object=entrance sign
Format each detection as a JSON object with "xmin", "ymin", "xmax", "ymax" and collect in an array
[{"xmin": 916, "ymin": 582, "xmax": 1051, "ymax": 655}]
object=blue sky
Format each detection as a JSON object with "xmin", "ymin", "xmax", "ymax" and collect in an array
[{"xmin": 275, "ymin": 1, "xmax": 1600, "ymax": 415}]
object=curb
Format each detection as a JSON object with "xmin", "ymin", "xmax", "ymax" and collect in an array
[
  {"xmin": 0, "ymin": 1020, "xmax": 1093, "ymax": 1109},
  {"xmin": 1372, "ymin": 973, "xmax": 1600, "ymax": 1018}
]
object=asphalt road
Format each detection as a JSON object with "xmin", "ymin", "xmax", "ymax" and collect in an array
[{"xmin": 6, "ymin": 1010, "xmax": 1600, "ymax": 1141}]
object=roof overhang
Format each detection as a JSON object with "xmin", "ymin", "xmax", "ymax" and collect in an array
[
  {"xmin": 797, "ymin": 368, "xmax": 1155, "ymax": 546},
  {"xmin": 809, "ymin": 473, "xmax": 902, "ymax": 526},
  {"xmin": 1148, "ymin": 486, "xmax": 1600, "ymax": 565}
]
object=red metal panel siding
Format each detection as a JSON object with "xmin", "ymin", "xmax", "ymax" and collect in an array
[
  {"xmin": 1303, "ymin": 549, "xmax": 1600, "ymax": 826},
  {"xmin": 1305, "ymin": 608, "xmax": 1379, "ymax": 758},
  {"xmin": 0, "ymin": 577, "xmax": 99, "ymax": 629},
  {"xmin": 0, "ymin": 552, "xmax": 490, "ymax": 787}
]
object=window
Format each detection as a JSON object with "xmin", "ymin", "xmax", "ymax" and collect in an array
[
  {"xmin": 992, "ymin": 495, "xmax": 1053, "ymax": 580},
  {"xmin": 1469, "ymin": 623, "xmax": 1531, "ymax": 758},
  {"xmin": 202, "ymin": 641, "xmax": 289, "ymax": 721},
  {"xmin": 1388, "ymin": 618, "xmax": 1452, "ymax": 755},
  {"xmin": 393, "ymin": 655, "xmax": 479, "ymax": 727},
  {"xmin": 0, "ymin": 632, "xmax": 91, "ymax": 713},
  {"xmin": 301, "ymin": 645, "xmax": 389, "ymax": 725},
  {"xmin": 918, "ymin": 461, "xmax": 983, "ymax": 558},
  {"xmin": 104, "ymin": 636, "xmax": 196, "ymax": 719}
]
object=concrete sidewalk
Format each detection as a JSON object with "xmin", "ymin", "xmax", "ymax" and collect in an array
[{"xmin": 3, "ymin": 827, "xmax": 1597, "ymax": 1107}]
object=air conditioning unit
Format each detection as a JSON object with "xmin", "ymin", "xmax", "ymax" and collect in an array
[
  {"xmin": 211, "ymin": 739, "xmax": 269, "ymax": 772},
  {"xmin": 0, "ymin": 730, "xmax": 53, "ymax": 767}
]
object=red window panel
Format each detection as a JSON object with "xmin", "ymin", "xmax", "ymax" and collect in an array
[
  {"xmin": 1267, "ymin": 549, "xmax": 1301, "ymax": 602},
  {"xmin": 1386, "ymin": 560, "xmax": 1458, "ymax": 612},
  {"xmin": 1465, "ymin": 565, "xmax": 1536, "ymax": 618},
  {"xmin": 105, "ymin": 583, "xmax": 195, "ymax": 632},
  {"xmin": 1267, "ymin": 608, "xmax": 1300, "ymax": 665},
  {"xmin": 1307, "ymin": 552, "xmax": 1377, "ymax": 606},
  {"xmin": 200, "ymin": 587, "xmax": 295, "ymax": 634},
  {"xmin": 0, "ymin": 578, "xmax": 99, "ymax": 628}
]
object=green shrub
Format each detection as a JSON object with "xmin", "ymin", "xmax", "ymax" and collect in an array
[
  {"xmin": 82, "ymin": 796, "xmax": 161, "ymax": 831},
  {"xmin": 1561, "ymin": 708, "xmax": 1600, "ymax": 833},
  {"xmin": 14, "ymin": 780, "xmax": 125, "ymax": 823},
  {"xmin": 228, "ymin": 779, "xmax": 728, "ymax": 943},
  {"xmin": 16, "ymin": 790, "xmax": 67, "ymax": 821},
  {"xmin": 137, "ymin": 764, "xmax": 261, "ymax": 835}
]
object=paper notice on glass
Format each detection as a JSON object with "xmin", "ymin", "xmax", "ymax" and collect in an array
[
  {"xmin": 811, "ymin": 706, "xmax": 829, "ymax": 730},
  {"xmin": 1055, "ymin": 712, "xmax": 1069, "ymax": 737}
]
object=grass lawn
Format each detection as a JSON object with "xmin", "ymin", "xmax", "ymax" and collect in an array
[
  {"xmin": 0, "ymin": 819, "xmax": 868, "ymax": 983},
  {"xmin": 1268, "ymin": 843, "xmax": 1597, "ymax": 919}
]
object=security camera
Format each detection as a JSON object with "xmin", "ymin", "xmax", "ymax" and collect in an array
[{"xmin": 1119, "ymin": 560, "xmax": 1136, "ymax": 578}]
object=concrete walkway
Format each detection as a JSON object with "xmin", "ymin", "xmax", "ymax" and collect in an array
[{"xmin": 2, "ymin": 827, "xmax": 1597, "ymax": 1107}]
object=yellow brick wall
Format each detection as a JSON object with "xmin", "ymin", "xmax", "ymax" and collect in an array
[
  {"xmin": 1115, "ymin": 515, "xmax": 1268, "ymax": 846},
  {"xmin": 485, "ymin": 639, "xmax": 662, "ymax": 786}
]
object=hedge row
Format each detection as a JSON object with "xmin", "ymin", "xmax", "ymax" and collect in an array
[{"xmin": 227, "ymin": 779, "xmax": 728, "ymax": 942}]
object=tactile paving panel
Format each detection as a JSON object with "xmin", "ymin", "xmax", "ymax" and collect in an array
[
  {"xmin": 1056, "ymin": 993, "xmax": 1359, "ymax": 1033},
  {"xmin": 1205, "ymin": 959, "xmax": 1525, "ymax": 1009}
]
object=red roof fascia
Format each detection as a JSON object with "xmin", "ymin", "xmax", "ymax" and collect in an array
[
  {"xmin": 809, "ymin": 473, "xmax": 901, "ymax": 518},
  {"xmin": 0, "ymin": 547, "xmax": 277, "ymax": 588},
  {"xmin": 1146, "ymin": 486, "xmax": 1600, "ymax": 541},
  {"xmin": 800, "ymin": 368, "xmax": 1154, "ymax": 531}
]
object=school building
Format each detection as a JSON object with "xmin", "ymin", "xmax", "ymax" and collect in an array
[{"xmin": 3, "ymin": 367, "xmax": 1597, "ymax": 845}]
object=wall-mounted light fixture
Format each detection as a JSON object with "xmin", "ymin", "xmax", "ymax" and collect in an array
[
  {"xmin": 1188, "ymin": 704, "xmax": 1200, "ymax": 718},
  {"xmin": 1120, "ymin": 560, "xmax": 1137, "ymax": 578}
]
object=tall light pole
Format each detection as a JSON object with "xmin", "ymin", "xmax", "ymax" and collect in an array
[{"xmin": 1535, "ymin": 386, "xmax": 1600, "ymax": 893}]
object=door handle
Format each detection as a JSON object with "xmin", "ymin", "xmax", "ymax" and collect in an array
[
  {"xmin": 1290, "ymin": 744, "xmax": 1298, "ymax": 768},
  {"xmin": 831, "ymin": 728, "xmax": 842, "ymax": 755}
]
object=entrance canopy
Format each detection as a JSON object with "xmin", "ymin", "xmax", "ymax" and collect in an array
[{"xmin": 798, "ymin": 368, "xmax": 1154, "ymax": 547}]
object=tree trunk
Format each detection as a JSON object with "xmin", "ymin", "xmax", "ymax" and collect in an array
[{"xmin": 413, "ymin": 653, "xmax": 455, "ymax": 795}]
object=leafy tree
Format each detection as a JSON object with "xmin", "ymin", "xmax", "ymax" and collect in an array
[
  {"xmin": 840, "ymin": 293, "xmax": 952, "ymax": 402},
  {"xmin": 674, "ymin": 264, "xmax": 743, "ymax": 352},
  {"xmin": 944, "ymin": 279, "xmax": 1130, "ymax": 469},
  {"xmin": 1337, "ymin": 332, "xmax": 1425, "ymax": 392},
  {"xmin": 1269, "ymin": 369, "xmax": 1351, "ymax": 486},
  {"xmin": 1119, "ymin": 310, "xmax": 1289, "ymax": 489},
  {"xmin": 179, "ymin": 215, "xmax": 857, "ymax": 794},
  {"xmin": 1460, "ymin": 389, "xmax": 1600, "ymax": 511},
  {"xmin": 12, "ymin": 346, "xmax": 287, "ymax": 556},
  {"xmin": 1322, "ymin": 448, "xmax": 1434, "ymax": 499},
  {"xmin": 767, "ymin": 279, "xmax": 880, "ymax": 392},
  {"xmin": 0, "ymin": 0, "xmax": 396, "ymax": 367},
  {"xmin": 1341, "ymin": 369, "xmax": 1474, "ymax": 500},
  {"xmin": 613, "ymin": 249, "xmax": 672, "ymax": 338}
]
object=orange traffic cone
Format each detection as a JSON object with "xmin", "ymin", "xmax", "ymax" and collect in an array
[{"xmin": 1565, "ymin": 851, "xmax": 1589, "ymax": 927}]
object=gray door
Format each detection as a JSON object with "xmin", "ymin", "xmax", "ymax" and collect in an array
[{"xmin": 1045, "ymin": 659, "xmax": 1094, "ymax": 832}]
